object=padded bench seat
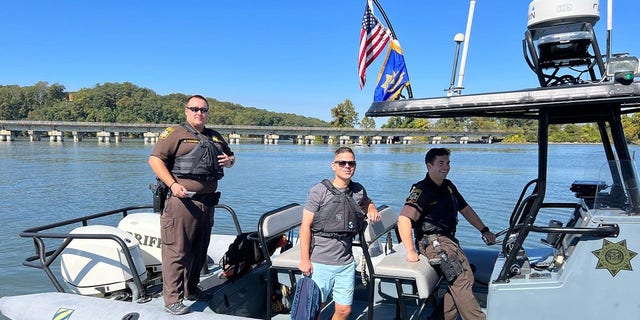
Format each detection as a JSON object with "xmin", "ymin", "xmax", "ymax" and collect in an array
[{"xmin": 375, "ymin": 246, "xmax": 440, "ymax": 299}]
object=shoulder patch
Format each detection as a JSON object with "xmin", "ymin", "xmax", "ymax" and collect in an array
[
  {"xmin": 159, "ymin": 127, "xmax": 174, "ymax": 140},
  {"xmin": 406, "ymin": 188, "xmax": 422, "ymax": 203}
]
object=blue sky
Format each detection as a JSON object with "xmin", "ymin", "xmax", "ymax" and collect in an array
[{"xmin": 1, "ymin": 1, "xmax": 638, "ymax": 124}]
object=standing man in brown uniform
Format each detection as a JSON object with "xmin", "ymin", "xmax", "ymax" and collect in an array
[
  {"xmin": 149, "ymin": 94, "xmax": 235, "ymax": 315},
  {"xmin": 398, "ymin": 148, "xmax": 495, "ymax": 320}
]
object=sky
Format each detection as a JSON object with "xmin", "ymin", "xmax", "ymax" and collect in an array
[{"xmin": 1, "ymin": 1, "xmax": 638, "ymax": 124}]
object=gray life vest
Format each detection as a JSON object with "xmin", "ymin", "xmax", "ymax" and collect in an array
[
  {"xmin": 171, "ymin": 124, "xmax": 225, "ymax": 181},
  {"xmin": 311, "ymin": 179, "xmax": 367, "ymax": 238}
]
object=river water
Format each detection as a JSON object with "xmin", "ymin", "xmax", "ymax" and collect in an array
[{"xmin": 1, "ymin": 139, "xmax": 637, "ymax": 297}]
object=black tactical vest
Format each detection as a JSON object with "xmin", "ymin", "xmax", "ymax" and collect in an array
[
  {"xmin": 171, "ymin": 124, "xmax": 225, "ymax": 181},
  {"xmin": 311, "ymin": 180, "xmax": 367, "ymax": 238}
]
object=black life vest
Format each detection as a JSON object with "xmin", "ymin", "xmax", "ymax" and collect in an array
[
  {"xmin": 311, "ymin": 179, "xmax": 367, "ymax": 238},
  {"xmin": 171, "ymin": 124, "xmax": 225, "ymax": 181}
]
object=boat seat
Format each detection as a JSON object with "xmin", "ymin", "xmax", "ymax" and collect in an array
[
  {"xmin": 360, "ymin": 206, "xmax": 441, "ymax": 320},
  {"xmin": 256, "ymin": 203, "xmax": 304, "ymax": 319}
]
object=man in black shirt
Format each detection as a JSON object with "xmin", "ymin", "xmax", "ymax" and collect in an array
[{"xmin": 398, "ymin": 148, "xmax": 495, "ymax": 320}]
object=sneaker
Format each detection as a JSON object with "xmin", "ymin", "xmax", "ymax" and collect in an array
[
  {"xmin": 186, "ymin": 288, "xmax": 213, "ymax": 301},
  {"xmin": 165, "ymin": 302, "xmax": 190, "ymax": 315}
]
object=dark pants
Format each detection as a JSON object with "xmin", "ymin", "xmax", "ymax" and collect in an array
[
  {"xmin": 421, "ymin": 236, "xmax": 486, "ymax": 320},
  {"xmin": 161, "ymin": 196, "xmax": 214, "ymax": 306}
]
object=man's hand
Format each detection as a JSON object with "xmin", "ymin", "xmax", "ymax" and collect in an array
[
  {"xmin": 367, "ymin": 210, "xmax": 381, "ymax": 222},
  {"xmin": 405, "ymin": 250, "xmax": 419, "ymax": 262},
  {"xmin": 298, "ymin": 259, "xmax": 313, "ymax": 276},
  {"xmin": 482, "ymin": 230, "xmax": 497, "ymax": 245}
]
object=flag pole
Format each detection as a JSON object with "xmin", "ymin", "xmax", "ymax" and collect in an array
[{"xmin": 371, "ymin": 0, "xmax": 413, "ymax": 99}]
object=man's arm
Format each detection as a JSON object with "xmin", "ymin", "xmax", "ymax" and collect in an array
[
  {"xmin": 459, "ymin": 205, "xmax": 496, "ymax": 244},
  {"xmin": 149, "ymin": 155, "xmax": 186, "ymax": 198},
  {"xmin": 298, "ymin": 209, "xmax": 314, "ymax": 275},
  {"xmin": 398, "ymin": 207, "xmax": 419, "ymax": 262}
]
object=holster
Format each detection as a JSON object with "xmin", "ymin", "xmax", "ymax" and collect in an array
[
  {"xmin": 419, "ymin": 234, "xmax": 465, "ymax": 282},
  {"xmin": 439, "ymin": 252, "xmax": 464, "ymax": 282},
  {"xmin": 150, "ymin": 180, "xmax": 169, "ymax": 213}
]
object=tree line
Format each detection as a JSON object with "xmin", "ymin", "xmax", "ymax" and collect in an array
[
  {"xmin": 2, "ymin": 81, "xmax": 640, "ymax": 143},
  {"xmin": 0, "ymin": 81, "xmax": 329, "ymax": 127}
]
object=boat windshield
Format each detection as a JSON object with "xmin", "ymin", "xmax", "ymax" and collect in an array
[{"xmin": 591, "ymin": 160, "xmax": 639, "ymax": 213}]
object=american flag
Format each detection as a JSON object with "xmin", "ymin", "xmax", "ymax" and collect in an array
[{"xmin": 358, "ymin": 0, "xmax": 391, "ymax": 89}]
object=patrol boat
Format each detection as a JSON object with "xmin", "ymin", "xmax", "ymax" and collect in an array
[
  {"xmin": 366, "ymin": 0, "xmax": 640, "ymax": 318},
  {"xmin": 2, "ymin": 0, "xmax": 640, "ymax": 319}
]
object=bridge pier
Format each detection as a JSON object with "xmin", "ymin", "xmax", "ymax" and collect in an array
[
  {"xmin": 297, "ymin": 135, "xmax": 315, "ymax": 145},
  {"xmin": 114, "ymin": 132, "xmax": 121, "ymax": 143},
  {"xmin": 458, "ymin": 136, "xmax": 468, "ymax": 144},
  {"xmin": 48, "ymin": 130, "xmax": 63, "ymax": 142},
  {"xmin": 371, "ymin": 136, "xmax": 382, "ymax": 144},
  {"xmin": 144, "ymin": 132, "xmax": 158, "ymax": 144},
  {"xmin": 482, "ymin": 135, "xmax": 493, "ymax": 144},
  {"xmin": 402, "ymin": 136, "xmax": 413, "ymax": 144},
  {"xmin": 339, "ymin": 135, "xmax": 351, "ymax": 145},
  {"xmin": 386, "ymin": 136, "xmax": 394, "ymax": 144},
  {"xmin": 97, "ymin": 131, "xmax": 111, "ymax": 143},
  {"xmin": 431, "ymin": 136, "xmax": 442, "ymax": 144},
  {"xmin": 72, "ymin": 131, "xmax": 83, "ymax": 142},
  {"xmin": 264, "ymin": 134, "xmax": 279, "ymax": 144},
  {"xmin": 327, "ymin": 136, "xmax": 335, "ymax": 144},
  {"xmin": 26, "ymin": 130, "xmax": 40, "ymax": 141},
  {"xmin": 0, "ymin": 129, "xmax": 14, "ymax": 141},
  {"xmin": 229, "ymin": 133, "xmax": 241, "ymax": 144}
]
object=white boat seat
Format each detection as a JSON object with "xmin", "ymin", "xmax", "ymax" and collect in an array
[
  {"xmin": 375, "ymin": 245, "xmax": 440, "ymax": 299},
  {"xmin": 360, "ymin": 206, "xmax": 442, "ymax": 320},
  {"xmin": 256, "ymin": 203, "xmax": 304, "ymax": 319},
  {"xmin": 270, "ymin": 245, "xmax": 302, "ymax": 286}
]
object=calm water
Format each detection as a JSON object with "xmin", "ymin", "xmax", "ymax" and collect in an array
[{"xmin": 1, "ymin": 139, "xmax": 637, "ymax": 297}]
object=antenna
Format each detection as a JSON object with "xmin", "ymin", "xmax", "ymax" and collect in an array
[
  {"xmin": 447, "ymin": 33, "xmax": 465, "ymax": 96},
  {"xmin": 455, "ymin": 0, "xmax": 477, "ymax": 94},
  {"xmin": 606, "ymin": 0, "xmax": 612, "ymax": 60}
]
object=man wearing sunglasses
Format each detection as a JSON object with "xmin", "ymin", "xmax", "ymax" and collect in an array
[
  {"xmin": 149, "ymin": 94, "xmax": 235, "ymax": 315},
  {"xmin": 298, "ymin": 147, "xmax": 381, "ymax": 320}
]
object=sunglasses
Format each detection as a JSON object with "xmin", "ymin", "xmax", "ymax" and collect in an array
[
  {"xmin": 334, "ymin": 160, "xmax": 357, "ymax": 167},
  {"xmin": 187, "ymin": 107, "xmax": 209, "ymax": 113}
]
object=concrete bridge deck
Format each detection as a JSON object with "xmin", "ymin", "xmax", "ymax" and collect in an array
[{"xmin": 0, "ymin": 120, "xmax": 511, "ymax": 144}]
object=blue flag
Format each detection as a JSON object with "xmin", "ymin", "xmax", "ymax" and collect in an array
[{"xmin": 374, "ymin": 40, "xmax": 410, "ymax": 102}]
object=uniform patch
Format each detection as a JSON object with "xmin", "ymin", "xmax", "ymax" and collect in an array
[
  {"xmin": 592, "ymin": 239, "xmax": 637, "ymax": 277},
  {"xmin": 159, "ymin": 127, "xmax": 174, "ymax": 140},
  {"xmin": 406, "ymin": 188, "xmax": 422, "ymax": 203}
]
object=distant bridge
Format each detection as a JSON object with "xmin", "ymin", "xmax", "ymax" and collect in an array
[{"xmin": 0, "ymin": 120, "xmax": 513, "ymax": 144}]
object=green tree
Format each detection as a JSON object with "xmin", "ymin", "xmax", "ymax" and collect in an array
[
  {"xmin": 330, "ymin": 99, "xmax": 358, "ymax": 128},
  {"xmin": 360, "ymin": 116, "xmax": 376, "ymax": 129}
]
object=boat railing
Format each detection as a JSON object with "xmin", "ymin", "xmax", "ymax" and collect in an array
[
  {"xmin": 19, "ymin": 204, "xmax": 242, "ymax": 302},
  {"xmin": 496, "ymin": 199, "xmax": 620, "ymax": 283},
  {"xmin": 20, "ymin": 205, "xmax": 154, "ymax": 299}
]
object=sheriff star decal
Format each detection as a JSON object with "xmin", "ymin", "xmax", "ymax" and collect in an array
[{"xmin": 591, "ymin": 239, "xmax": 637, "ymax": 277}]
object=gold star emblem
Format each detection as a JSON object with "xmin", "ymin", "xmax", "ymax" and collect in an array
[
  {"xmin": 591, "ymin": 239, "xmax": 637, "ymax": 277},
  {"xmin": 159, "ymin": 127, "xmax": 174, "ymax": 140},
  {"xmin": 381, "ymin": 71, "xmax": 406, "ymax": 93}
]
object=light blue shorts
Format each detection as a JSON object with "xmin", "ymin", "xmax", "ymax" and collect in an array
[{"xmin": 311, "ymin": 261, "xmax": 355, "ymax": 305}]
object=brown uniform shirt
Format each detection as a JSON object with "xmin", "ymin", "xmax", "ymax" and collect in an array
[{"xmin": 151, "ymin": 125, "xmax": 233, "ymax": 193}]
